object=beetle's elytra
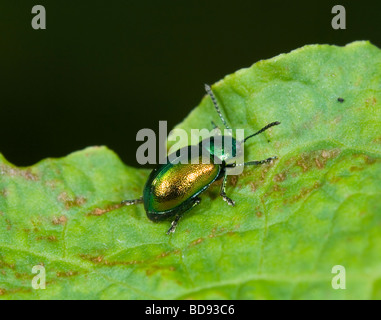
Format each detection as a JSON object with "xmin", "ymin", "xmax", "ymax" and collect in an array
[{"xmin": 122, "ymin": 84, "xmax": 280, "ymax": 234}]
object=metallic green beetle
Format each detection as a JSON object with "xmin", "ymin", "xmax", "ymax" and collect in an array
[{"xmin": 122, "ymin": 84, "xmax": 280, "ymax": 234}]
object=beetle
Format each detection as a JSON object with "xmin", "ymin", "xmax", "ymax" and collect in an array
[{"xmin": 122, "ymin": 84, "xmax": 280, "ymax": 234}]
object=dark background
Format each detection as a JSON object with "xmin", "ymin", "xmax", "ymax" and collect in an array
[{"xmin": 0, "ymin": 0, "xmax": 380, "ymax": 167}]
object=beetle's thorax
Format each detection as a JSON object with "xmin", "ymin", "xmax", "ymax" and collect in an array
[{"xmin": 199, "ymin": 134, "xmax": 243, "ymax": 165}]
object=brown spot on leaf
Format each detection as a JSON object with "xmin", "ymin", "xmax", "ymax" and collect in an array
[
  {"xmin": 0, "ymin": 286, "xmax": 33, "ymax": 296},
  {"xmin": 15, "ymin": 272, "xmax": 31, "ymax": 280},
  {"xmin": 0, "ymin": 165, "xmax": 38, "ymax": 181},
  {"xmin": 229, "ymin": 175, "xmax": 238, "ymax": 187},
  {"xmin": 364, "ymin": 155, "xmax": 377, "ymax": 165},
  {"xmin": 156, "ymin": 251, "xmax": 172, "ymax": 259},
  {"xmin": 56, "ymin": 271, "xmax": 79, "ymax": 277},
  {"xmin": 271, "ymin": 184, "xmax": 286, "ymax": 196},
  {"xmin": 88, "ymin": 203, "xmax": 124, "ymax": 216},
  {"xmin": 0, "ymin": 189, "xmax": 8, "ymax": 197},
  {"xmin": 209, "ymin": 227, "xmax": 217, "ymax": 238},
  {"xmin": 365, "ymin": 97, "xmax": 377, "ymax": 107},
  {"xmin": 284, "ymin": 182, "xmax": 321, "ymax": 204},
  {"xmin": 0, "ymin": 260, "xmax": 15, "ymax": 269},
  {"xmin": 273, "ymin": 172, "xmax": 286, "ymax": 182},
  {"xmin": 92, "ymin": 256, "xmax": 104, "ymax": 263},
  {"xmin": 256, "ymin": 211, "xmax": 263, "ymax": 217},
  {"xmin": 351, "ymin": 154, "xmax": 379, "ymax": 167},
  {"xmin": 321, "ymin": 149, "xmax": 341, "ymax": 160},
  {"xmin": 81, "ymin": 249, "xmax": 182, "ymax": 268},
  {"xmin": 190, "ymin": 238, "xmax": 204, "ymax": 246},
  {"xmin": 373, "ymin": 136, "xmax": 381, "ymax": 145},
  {"xmin": 315, "ymin": 158, "xmax": 323, "ymax": 169},
  {"xmin": 5, "ymin": 219, "xmax": 12, "ymax": 231},
  {"xmin": 45, "ymin": 180, "xmax": 57, "ymax": 190},
  {"xmin": 246, "ymin": 162, "xmax": 275, "ymax": 192},
  {"xmin": 321, "ymin": 150, "xmax": 329, "ymax": 158},
  {"xmin": 288, "ymin": 149, "xmax": 341, "ymax": 174},
  {"xmin": 85, "ymin": 255, "xmax": 141, "ymax": 266},
  {"xmin": 350, "ymin": 166, "xmax": 363, "ymax": 172},
  {"xmin": 58, "ymin": 192, "xmax": 87, "ymax": 210},
  {"xmin": 36, "ymin": 235, "xmax": 58, "ymax": 242},
  {"xmin": 296, "ymin": 158, "xmax": 309, "ymax": 172},
  {"xmin": 146, "ymin": 265, "xmax": 176, "ymax": 276},
  {"xmin": 52, "ymin": 215, "xmax": 68, "ymax": 225}
]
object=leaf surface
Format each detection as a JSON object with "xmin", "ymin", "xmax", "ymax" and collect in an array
[{"xmin": 1, "ymin": 41, "xmax": 380, "ymax": 299}]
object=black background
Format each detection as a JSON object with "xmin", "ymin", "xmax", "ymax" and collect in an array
[{"xmin": 0, "ymin": 0, "xmax": 380, "ymax": 167}]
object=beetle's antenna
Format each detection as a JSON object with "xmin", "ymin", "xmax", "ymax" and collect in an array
[
  {"xmin": 205, "ymin": 84, "xmax": 231, "ymax": 130},
  {"xmin": 243, "ymin": 121, "xmax": 281, "ymax": 143}
]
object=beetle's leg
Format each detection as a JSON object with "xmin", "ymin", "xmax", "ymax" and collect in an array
[
  {"xmin": 166, "ymin": 198, "xmax": 201, "ymax": 235},
  {"xmin": 230, "ymin": 156, "xmax": 277, "ymax": 169},
  {"xmin": 121, "ymin": 197, "xmax": 143, "ymax": 206},
  {"xmin": 166, "ymin": 214, "xmax": 182, "ymax": 235},
  {"xmin": 220, "ymin": 174, "xmax": 235, "ymax": 207},
  {"xmin": 243, "ymin": 156, "xmax": 277, "ymax": 166}
]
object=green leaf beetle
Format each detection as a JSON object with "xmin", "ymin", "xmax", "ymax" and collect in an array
[{"xmin": 122, "ymin": 84, "xmax": 280, "ymax": 234}]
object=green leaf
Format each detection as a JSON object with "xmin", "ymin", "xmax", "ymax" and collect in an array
[{"xmin": 1, "ymin": 41, "xmax": 380, "ymax": 300}]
